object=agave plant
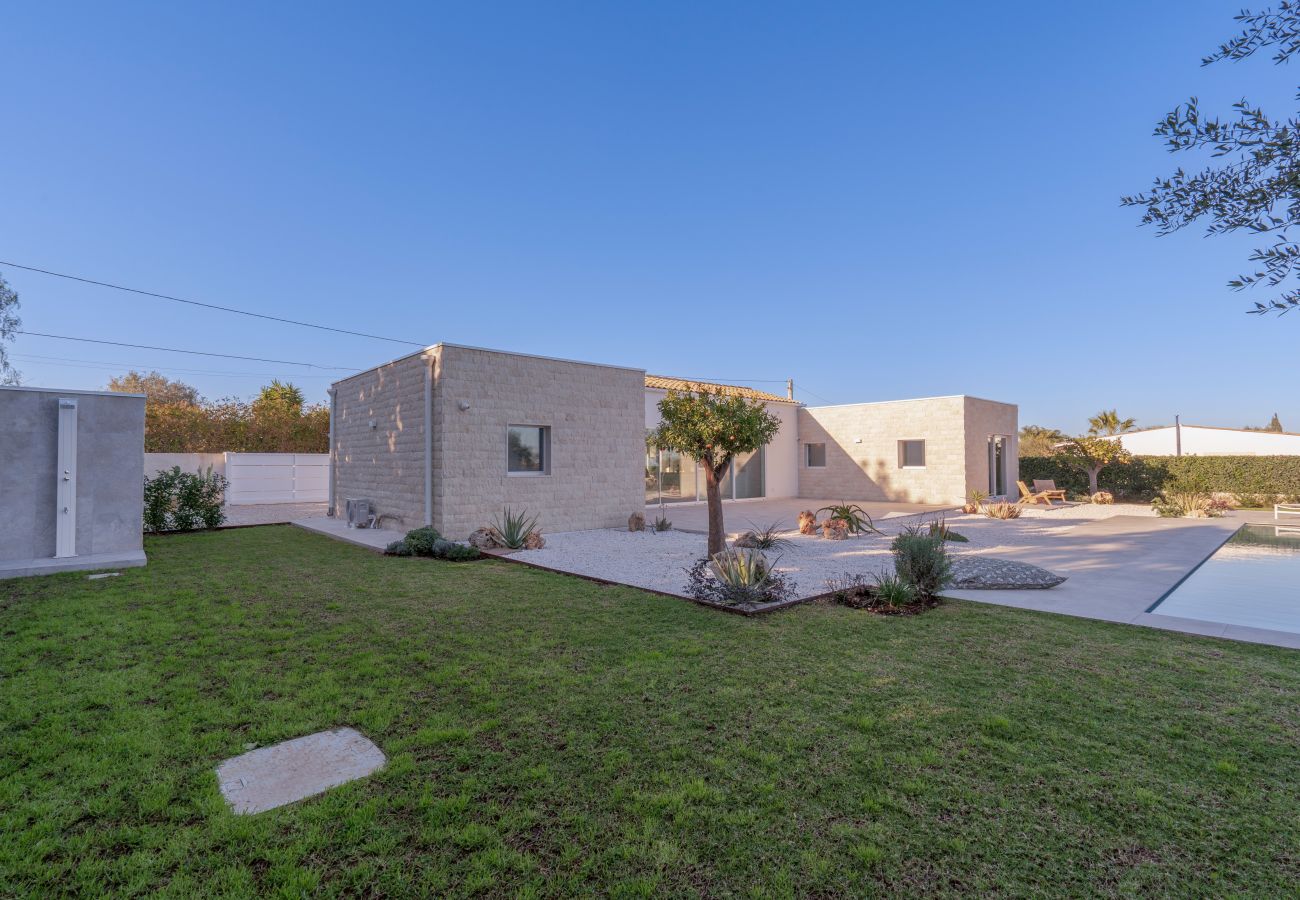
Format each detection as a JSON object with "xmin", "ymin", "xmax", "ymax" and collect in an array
[
  {"xmin": 493, "ymin": 507, "xmax": 540, "ymax": 549},
  {"xmin": 961, "ymin": 488, "xmax": 989, "ymax": 514},
  {"xmin": 743, "ymin": 520, "xmax": 795, "ymax": 551},
  {"xmin": 708, "ymin": 547, "xmax": 772, "ymax": 589},
  {"xmin": 981, "ymin": 501, "xmax": 1022, "ymax": 520},
  {"xmin": 925, "ymin": 515, "xmax": 969, "ymax": 543},
  {"xmin": 815, "ymin": 502, "xmax": 882, "ymax": 535}
]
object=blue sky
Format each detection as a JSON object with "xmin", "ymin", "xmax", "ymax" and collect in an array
[{"xmin": 2, "ymin": 1, "xmax": 1295, "ymax": 434}]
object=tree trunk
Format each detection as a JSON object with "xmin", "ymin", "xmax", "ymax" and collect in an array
[
  {"xmin": 1087, "ymin": 466, "xmax": 1100, "ymax": 495},
  {"xmin": 704, "ymin": 461, "xmax": 727, "ymax": 557}
]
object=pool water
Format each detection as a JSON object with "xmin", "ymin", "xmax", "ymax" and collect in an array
[{"xmin": 1151, "ymin": 524, "xmax": 1300, "ymax": 634}]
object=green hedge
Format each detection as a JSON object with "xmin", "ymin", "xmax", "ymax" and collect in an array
[{"xmin": 1019, "ymin": 455, "xmax": 1300, "ymax": 502}]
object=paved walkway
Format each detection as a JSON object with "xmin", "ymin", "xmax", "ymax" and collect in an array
[
  {"xmin": 292, "ymin": 516, "xmax": 404, "ymax": 551},
  {"xmin": 648, "ymin": 497, "xmax": 947, "ymax": 535},
  {"xmin": 945, "ymin": 511, "xmax": 1300, "ymax": 649}
]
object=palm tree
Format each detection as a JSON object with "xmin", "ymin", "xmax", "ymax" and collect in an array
[{"xmin": 1087, "ymin": 409, "xmax": 1136, "ymax": 436}]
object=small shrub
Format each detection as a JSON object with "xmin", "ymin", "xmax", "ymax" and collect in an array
[
  {"xmin": 493, "ymin": 507, "xmax": 540, "ymax": 550},
  {"xmin": 686, "ymin": 550, "xmax": 793, "ymax": 606},
  {"xmin": 1090, "ymin": 490, "xmax": 1114, "ymax": 505},
  {"xmin": 824, "ymin": 571, "xmax": 919, "ymax": 612},
  {"xmin": 815, "ymin": 502, "xmax": 881, "ymax": 535},
  {"xmin": 1206, "ymin": 495, "xmax": 1236, "ymax": 513},
  {"xmin": 653, "ymin": 502, "xmax": 672, "ymax": 532},
  {"xmin": 142, "ymin": 466, "xmax": 227, "ymax": 533},
  {"xmin": 891, "ymin": 533, "xmax": 953, "ymax": 599},
  {"xmin": 403, "ymin": 526, "xmax": 443, "ymax": 556},
  {"xmin": 981, "ymin": 501, "xmax": 1022, "ymax": 520},
  {"xmin": 961, "ymin": 489, "xmax": 989, "ymax": 514},
  {"xmin": 1152, "ymin": 492, "xmax": 1222, "ymax": 518},
  {"xmin": 432, "ymin": 540, "xmax": 481, "ymax": 561},
  {"xmin": 871, "ymin": 571, "xmax": 916, "ymax": 608},
  {"xmin": 386, "ymin": 535, "xmax": 481, "ymax": 560}
]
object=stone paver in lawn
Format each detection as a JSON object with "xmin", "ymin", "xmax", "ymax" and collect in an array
[{"xmin": 216, "ymin": 728, "xmax": 386, "ymax": 814}]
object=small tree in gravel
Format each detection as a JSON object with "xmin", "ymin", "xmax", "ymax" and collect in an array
[
  {"xmin": 651, "ymin": 390, "xmax": 781, "ymax": 557},
  {"xmin": 1058, "ymin": 437, "xmax": 1132, "ymax": 496}
]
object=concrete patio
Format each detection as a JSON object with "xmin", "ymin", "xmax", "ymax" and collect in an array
[
  {"xmin": 292, "ymin": 515, "xmax": 404, "ymax": 551},
  {"xmin": 944, "ymin": 510, "xmax": 1300, "ymax": 649}
]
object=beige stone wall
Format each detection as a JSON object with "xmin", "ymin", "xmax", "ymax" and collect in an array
[
  {"xmin": 797, "ymin": 397, "xmax": 970, "ymax": 503},
  {"xmin": 331, "ymin": 351, "xmax": 429, "ymax": 528},
  {"xmin": 962, "ymin": 397, "xmax": 1019, "ymax": 499},
  {"xmin": 795, "ymin": 395, "xmax": 1018, "ymax": 505},
  {"xmin": 432, "ymin": 345, "xmax": 645, "ymax": 539}
]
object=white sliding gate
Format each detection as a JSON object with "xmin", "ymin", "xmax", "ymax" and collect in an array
[{"xmin": 224, "ymin": 453, "xmax": 329, "ymax": 505}]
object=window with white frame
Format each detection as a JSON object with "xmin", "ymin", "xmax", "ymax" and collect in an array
[
  {"xmin": 805, "ymin": 442, "xmax": 827, "ymax": 468},
  {"xmin": 898, "ymin": 439, "xmax": 926, "ymax": 468},
  {"xmin": 507, "ymin": 425, "xmax": 550, "ymax": 475}
]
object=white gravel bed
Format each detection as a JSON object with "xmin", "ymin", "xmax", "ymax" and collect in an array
[
  {"xmin": 516, "ymin": 503, "xmax": 1153, "ymax": 600},
  {"xmin": 517, "ymin": 528, "xmax": 896, "ymax": 599}
]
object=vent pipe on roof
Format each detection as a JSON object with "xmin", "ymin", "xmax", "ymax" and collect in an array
[
  {"xmin": 786, "ymin": 378, "xmax": 794, "ymax": 401},
  {"xmin": 1175, "ymin": 414, "xmax": 1182, "ymax": 457}
]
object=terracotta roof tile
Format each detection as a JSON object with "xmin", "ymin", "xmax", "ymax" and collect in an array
[{"xmin": 644, "ymin": 374, "xmax": 797, "ymax": 404}]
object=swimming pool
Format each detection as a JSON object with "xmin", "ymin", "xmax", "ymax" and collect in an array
[{"xmin": 1150, "ymin": 524, "xmax": 1300, "ymax": 635}]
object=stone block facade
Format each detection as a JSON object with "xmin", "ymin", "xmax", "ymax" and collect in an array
[
  {"xmin": 796, "ymin": 396, "xmax": 1017, "ymax": 505},
  {"xmin": 331, "ymin": 351, "xmax": 430, "ymax": 528},
  {"xmin": 331, "ymin": 344, "xmax": 645, "ymax": 538}
]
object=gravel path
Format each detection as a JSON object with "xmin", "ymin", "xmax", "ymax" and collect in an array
[{"xmin": 517, "ymin": 502, "xmax": 1151, "ymax": 600}]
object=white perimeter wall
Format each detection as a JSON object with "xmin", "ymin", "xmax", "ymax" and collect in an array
[
  {"xmin": 1113, "ymin": 427, "xmax": 1300, "ymax": 456},
  {"xmin": 143, "ymin": 452, "xmax": 329, "ymax": 504},
  {"xmin": 644, "ymin": 390, "xmax": 800, "ymax": 498}
]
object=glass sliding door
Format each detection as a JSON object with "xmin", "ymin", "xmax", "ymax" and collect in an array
[
  {"xmin": 646, "ymin": 447, "xmax": 767, "ymax": 503},
  {"xmin": 646, "ymin": 447, "xmax": 696, "ymax": 504},
  {"xmin": 988, "ymin": 435, "xmax": 1008, "ymax": 497},
  {"xmin": 658, "ymin": 449, "xmax": 688, "ymax": 502}
]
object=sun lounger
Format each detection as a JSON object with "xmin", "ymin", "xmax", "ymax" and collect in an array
[{"xmin": 1032, "ymin": 480, "xmax": 1069, "ymax": 503}]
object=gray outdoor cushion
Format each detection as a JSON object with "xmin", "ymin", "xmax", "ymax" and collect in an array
[{"xmin": 950, "ymin": 556, "xmax": 1067, "ymax": 590}]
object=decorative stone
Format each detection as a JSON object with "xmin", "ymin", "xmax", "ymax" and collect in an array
[
  {"xmin": 1091, "ymin": 491, "xmax": 1114, "ymax": 505},
  {"xmin": 523, "ymin": 530, "xmax": 546, "ymax": 550},
  {"xmin": 215, "ymin": 727, "xmax": 386, "ymax": 814},
  {"xmin": 628, "ymin": 512, "xmax": 645, "ymax": 532},
  {"xmin": 468, "ymin": 527, "xmax": 503, "ymax": 550},
  {"xmin": 733, "ymin": 531, "xmax": 760, "ymax": 548},
  {"xmin": 797, "ymin": 510, "xmax": 818, "ymax": 535},
  {"xmin": 950, "ymin": 556, "xmax": 1067, "ymax": 590},
  {"xmin": 822, "ymin": 518, "xmax": 848, "ymax": 540}
]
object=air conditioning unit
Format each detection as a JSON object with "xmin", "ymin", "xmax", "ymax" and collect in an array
[{"xmin": 344, "ymin": 497, "xmax": 373, "ymax": 528}]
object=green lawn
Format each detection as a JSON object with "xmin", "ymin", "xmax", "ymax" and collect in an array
[{"xmin": 2, "ymin": 527, "xmax": 1298, "ymax": 897}]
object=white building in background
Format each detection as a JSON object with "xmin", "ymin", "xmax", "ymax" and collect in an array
[{"xmin": 1106, "ymin": 424, "xmax": 1300, "ymax": 456}]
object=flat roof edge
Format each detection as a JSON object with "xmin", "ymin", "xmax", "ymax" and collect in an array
[
  {"xmin": 802, "ymin": 394, "xmax": 1017, "ymax": 410},
  {"xmin": 332, "ymin": 342, "xmax": 646, "ymax": 387},
  {"xmin": 0, "ymin": 385, "xmax": 146, "ymax": 398}
]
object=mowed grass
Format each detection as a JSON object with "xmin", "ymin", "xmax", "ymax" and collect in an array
[{"xmin": 2, "ymin": 527, "xmax": 1298, "ymax": 897}]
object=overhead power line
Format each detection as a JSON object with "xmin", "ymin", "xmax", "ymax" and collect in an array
[
  {"xmin": 15, "ymin": 331, "xmax": 360, "ymax": 371},
  {"xmin": 12, "ymin": 353, "xmax": 339, "ymax": 379},
  {"xmin": 0, "ymin": 259, "xmax": 427, "ymax": 347}
]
